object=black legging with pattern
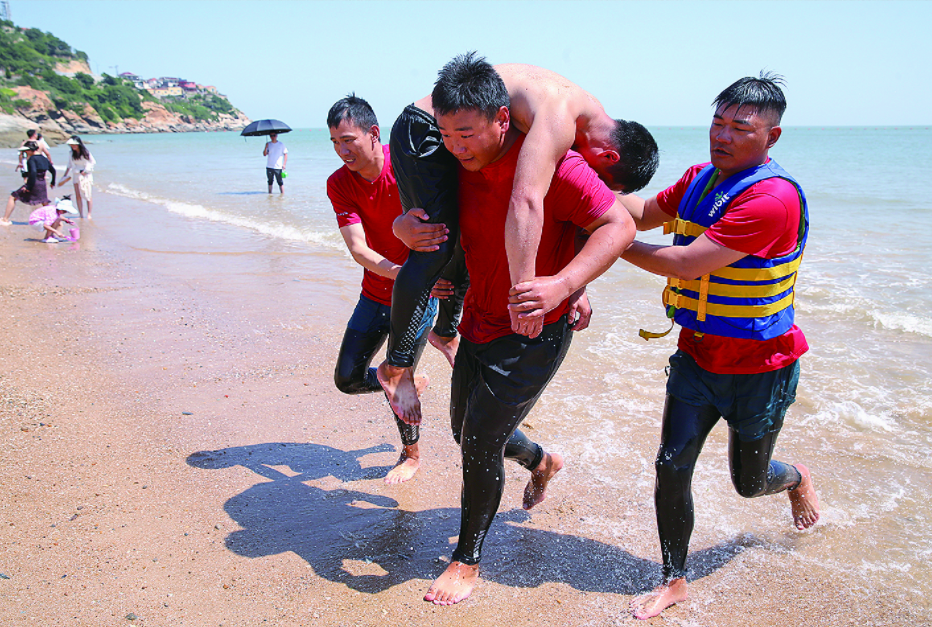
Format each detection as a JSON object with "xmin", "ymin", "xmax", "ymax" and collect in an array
[{"xmin": 387, "ymin": 104, "xmax": 469, "ymax": 367}]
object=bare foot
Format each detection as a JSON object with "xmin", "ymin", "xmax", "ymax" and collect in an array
[
  {"xmin": 0, "ymin": 219, "xmax": 11, "ymax": 226},
  {"xmin": 424, "ymin": 561, "xmax": 479, "ymax": 606},
  {"xmin": 377, "ymin": 362, "xmax": 427, "ymax": 425},
  {"xmin": 523, "ymin": 452, "xmax": 564, "ymax": 510},
  {"xmin": 631, "ymin": 579, "xmax": 688, "ymax": 619},
  {"xmin": 385, "ymin": 444, "xmax": 420, "ymax": 484},
  {"xmin": 789, "ymin": 464, "xmax": 820, "ymax": 530},
  {"xmin": 428, "ymin": 330, "xmax": 459, "ymax": 368}
]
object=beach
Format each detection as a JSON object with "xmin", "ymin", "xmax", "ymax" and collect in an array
[{"xmin": 1, "ymin": 129, "xmax": 931, "ymax": 626}]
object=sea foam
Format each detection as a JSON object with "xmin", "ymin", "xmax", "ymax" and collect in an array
[{"xmin": 106, "ymin": 182, "xmax": 343, "ymax": 251}]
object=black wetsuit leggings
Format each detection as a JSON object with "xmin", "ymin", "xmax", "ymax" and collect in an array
[
  {"xmin": 387, "ymin": 104, "xmax": 469, "ymax": 367},
  {"xmin": 448, "ymin": 318, "xmax": 573, "ymax": 565},
  {"xmin": 654, "ymin": 394, "xmax": 802, "ymax": 580},
  {"xmin": 334, "ymin": 295, "xmax": 434, "ymax": 446}
]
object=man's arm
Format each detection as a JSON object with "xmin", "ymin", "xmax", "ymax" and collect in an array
[
  {"xmin": 616, "ymin": 192, "xmax": 670, "ymax": 232},
  {"xmin": 621, "ymin": 234, "xmax": 747, "ymax": 280},
  {"xmin": 339, "ymin": 223, "xmax": 402, "ymax": 280},
  {"xmin": 263, "ymin": 142, "xmax": 269, "ymax": 157},
  {"xmin": 506, "ymin": 105, "xmax": 578, "ymax": 336},
  {"xmin": 282, "ymin": 150, "xmax": 288, "ymax": 169},
  {"xmin": 566, "ymin": 227, "xmax": 593, "ymax": 331},
  {"xmin": 392, "ymin": 208, "xmax": 449, "ymax": 252},
  {"xmin": 508, "ymin": 199, "xmax": 636, "ymax": 327}
]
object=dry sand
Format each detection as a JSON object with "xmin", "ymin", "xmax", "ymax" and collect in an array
[{"xmin": 0, "ymin": 183, "xmax": 925, "ymax": 626}]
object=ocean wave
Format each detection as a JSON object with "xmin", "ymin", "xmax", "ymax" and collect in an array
[
  {"xmin": 105, "ymin": 182, "xmax": 344, "ymax": 251},
  {"xmin": 805, "ymin": 399, "xmax": 897, "ymax": 432},
  {"xmin": 799, "ymin": 297, "xmax": 932, "ymax": 338}
]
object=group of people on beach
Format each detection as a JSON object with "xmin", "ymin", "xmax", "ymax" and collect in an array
[
  {"xmin": 326, "ymin": 52, "xmax": 820, "ymax": 617},
  {"xmin": 3, "ymin": 130, "xmax": 96, "ymax": 241}
]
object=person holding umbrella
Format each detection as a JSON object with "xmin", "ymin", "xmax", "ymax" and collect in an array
[
  {"xmin": 263, "ymin": 132, "xmax": 288, "ymax": 194},
  {"xmin": 241, "ymin": 119, "xmax": 292, "ymax": 194}
]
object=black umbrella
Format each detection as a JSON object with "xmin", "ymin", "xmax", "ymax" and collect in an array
[{"xmin": 240, "ymin": 119, "xmax": 292, "ymax": 136}]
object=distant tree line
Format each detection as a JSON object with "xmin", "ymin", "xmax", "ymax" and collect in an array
[{"xmin": 0, "ymin": 19, "xmax": 237, "ymax": 123}]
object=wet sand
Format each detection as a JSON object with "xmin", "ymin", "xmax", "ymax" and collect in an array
[{"xmin": 0, "ymin": 180, "xmax": 925, "ymax": 626}]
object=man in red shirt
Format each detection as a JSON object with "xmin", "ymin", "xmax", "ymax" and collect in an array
[
  {"xmin": 421, "ymin": 53, "xmax": 636, "ymax": 606},
  {"xmin": 618, "ymin": 74, "xmax": 821, "ymax": 619},
  {"xmin": 327, "ymin": 94, "xmax": 442, "ymax": 484},
  {"xmin": 378, "ymin": 59, "xmax": 658, "ymax": 427}
]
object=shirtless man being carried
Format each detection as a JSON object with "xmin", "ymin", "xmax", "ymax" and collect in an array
[{"xmin": 378, "ymin": 60, "xmax": 658, "ymax": 424}]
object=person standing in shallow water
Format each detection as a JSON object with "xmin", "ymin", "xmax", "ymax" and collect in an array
[
  {"xmin": 263, "ymin": 132, "xmax": 287, "ymax": 194},
  {"xmin": 617, "ymin": 72, "xmax": 821, "ymax": 619}
]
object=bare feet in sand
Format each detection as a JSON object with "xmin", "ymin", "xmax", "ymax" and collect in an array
[
  {"xmin": 789, "ymin": 463, "xmax": 820, "ymax": 530},
  {"xmin": 424, "ymin": 561, "xmax": 479, "ymax": 606},
  {"xmin": 631, "ymin": 578, "xmax": 688, "ymax": 619},
  {"xmin": 377, "ymin": 362, "xmax": 428, "ymax": 425},
  {"xmin": 428, "ymin": 330, "xmax": 459, "ymax": 368},
  {"xmin": 384, "ymin": 444, "xmax": 420, "ymax": 484},
  {"xmin": 523, "ymin": 452, "xmax": 563, "ymax": 510}
]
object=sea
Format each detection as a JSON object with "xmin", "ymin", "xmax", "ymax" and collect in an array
[{"xmin": 19, "ymin": 126, "xmax": 932, "ymax": 611}]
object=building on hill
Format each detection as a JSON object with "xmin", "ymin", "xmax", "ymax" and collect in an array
[
  {"xmin": 121, "ymin": 73, "xmax": 224, "ymax": 100},
  {"xmin": 149, "ymin": 85, "xmax": 182, "ymax": 98}
]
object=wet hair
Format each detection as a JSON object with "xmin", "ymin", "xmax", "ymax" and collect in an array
[
  {"xmin": 714, "ymin": 71, "xmax": 787, "ymax": 125},
  {"xmin": 431, "ymin": 51, "xmax": 509, "ymax": 121},
  {"xmin": 327, "ymin": 93, "xmax": 379, "ymax": 133},
  {"xmin": 22, "ymin": 141, "xmax": 38, "ymax": 151},
  {"xmin": 26, "ymin": 129, "xmax": 37, "ymax": 138},
  {"xmin": 606, "ymin": 120, "xmax": 659, "ymax": 193},
  {"xmin": 69, "ymin": 135, "xmax": 90, "ymax": 160}
]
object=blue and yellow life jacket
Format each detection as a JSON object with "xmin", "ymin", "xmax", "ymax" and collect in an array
[{"xmin": 657, "ymin": 160, "xmax": 809, "ymax": 341}]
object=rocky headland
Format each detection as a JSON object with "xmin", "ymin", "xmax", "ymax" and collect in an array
[{"xmin": 0, "ymin": 60, "xmax": 249, "ymax": 148}]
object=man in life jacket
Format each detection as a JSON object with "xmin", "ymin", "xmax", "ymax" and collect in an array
[{"xmin": 616, "ymin": 73, "xmax": 821, "ymax": 619}]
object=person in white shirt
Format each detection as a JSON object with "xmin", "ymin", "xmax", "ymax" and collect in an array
[
  {"xmin": 262, "ymin": 132, "xmax": 288, "ymax": 194},
  {"xmin": 15, "ymin": 130, "xmax": 53, "ymax": 175},
  {"xmin": 58, "ymin": 136, "xmax": 96, "ymax": 219}
]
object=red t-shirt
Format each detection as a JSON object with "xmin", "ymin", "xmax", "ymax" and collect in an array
[
  {"xmin": 326, "ymin": 144, "xmax": 408, "ymax": 306},
  {"xmin": 458, "ymin": 136, "xmax": 616, "ymax": 344},
  {"xmin": 655, "ymin": 162, "xmax": 809, "ymax": 374}
]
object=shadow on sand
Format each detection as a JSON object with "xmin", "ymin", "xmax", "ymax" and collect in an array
[{"xmin": 187, "ymin": 442, "xmax": 746, "ymax": 595}]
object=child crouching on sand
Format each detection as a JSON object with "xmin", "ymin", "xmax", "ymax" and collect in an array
[{"xmin": 29, "ymin": 197, "xmax": 79, "ymax": 243}]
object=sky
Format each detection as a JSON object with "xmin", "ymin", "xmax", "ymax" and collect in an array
[{"xmin": 8, "ymin": 0, "xmax": 932, "ymax": 128}]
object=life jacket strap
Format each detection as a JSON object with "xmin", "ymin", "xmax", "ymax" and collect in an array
[
  {"xmin": 639, "ymin": 319, "xmax": 674, "ymax": 341},
  {"xmin": 674, "ymin": 272, "xmax": 798, "ymax": 299},
  {"xmin": 697, "ymin": 275, "xmax": 710, "ymax": 321},
  {"xmin": 663, "ymin": 218, "xmax": 707, "ymax": 238},
  {"xmin": 663, "ymin": 284, "xmax": 796, "ymax": 318}
]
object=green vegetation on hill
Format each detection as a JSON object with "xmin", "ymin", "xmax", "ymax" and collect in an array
[
  {"xmin": 0, "ymin": 19, "xmax": 239, "ymax": 123},
  {"xmin": 163, "ymin": 92, "xmax": 236, "ymax": 122}
]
